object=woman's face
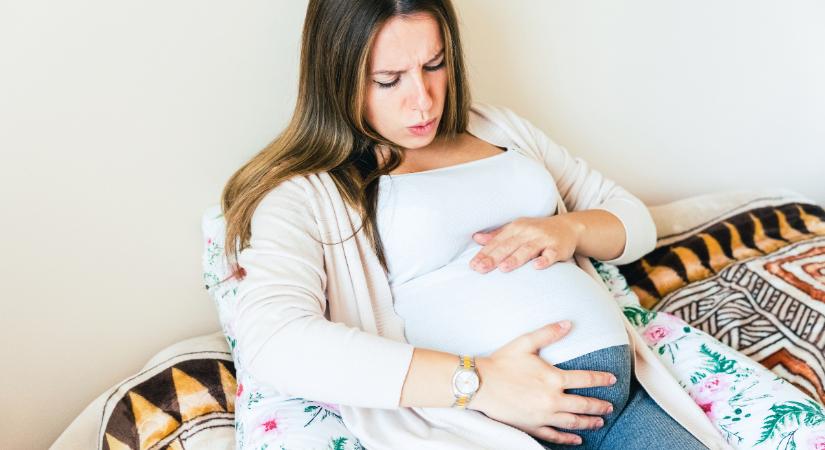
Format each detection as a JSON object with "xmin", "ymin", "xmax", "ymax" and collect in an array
[{"xmin": 364, "ymin": 13, "xmax": 448, "ymax": 150}]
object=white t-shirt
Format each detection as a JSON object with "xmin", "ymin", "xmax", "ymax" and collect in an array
[{"xmin": 376, "ymin": 147, "xmax": 629, "ymax": 365}]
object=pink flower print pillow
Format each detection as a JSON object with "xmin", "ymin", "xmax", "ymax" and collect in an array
[
  {"xmin": 594, "ymin": 260, "xmax": 825, "ymax": 449},
  {"xmin": 201, "ymin": 205, "xmax": 364, "ymax": 450}
]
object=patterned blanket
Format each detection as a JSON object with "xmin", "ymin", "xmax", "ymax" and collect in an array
[
  {"xmin": 625, "ymin": 195, "xmax": 825, "ymax": 407},
  {"xmin": 609, "ymin": 192, "xmax": 825, "ymax": 448}
]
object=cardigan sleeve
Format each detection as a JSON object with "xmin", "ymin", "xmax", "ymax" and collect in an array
[
  {"xmin": 232, "ymin": 179, "xmax": 415, "ymax": 409},
  {"xmin": 508, "ymin": 108, "xmax": 657, "ymax": 265}
]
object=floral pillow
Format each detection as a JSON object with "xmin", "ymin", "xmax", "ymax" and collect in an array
[
  {"xmin": 596, "ymin": 260, "xmax": 825, "ymax": 449},
  {"xmin": 202, "ymin": 205, "xmax": 366, "ymax": 450},
  {"xmin": 203, "ymin": 204, "xmax": 825, "ymax": 450}
]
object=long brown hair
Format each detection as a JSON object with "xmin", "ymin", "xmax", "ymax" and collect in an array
[{"xmin": 221, "ymin": 0, "xmax": 472, "ymax": 275}]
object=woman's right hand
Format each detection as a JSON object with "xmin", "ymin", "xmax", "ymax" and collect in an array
[{"xmin": 467, "ymin": 320, "xmax": 618, "ymax": 446}]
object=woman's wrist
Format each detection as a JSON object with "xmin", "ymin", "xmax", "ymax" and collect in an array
[
  {"xmin": 559, "ymin": 209, "xmax": 625, "ymax": 261},
  {"xmin": 399, "ymin": 347, "xmax": 463, "ymax": 408},
  {"xmin": 466, "ymin": 356, "xmax": 492, "ymax": 413}
]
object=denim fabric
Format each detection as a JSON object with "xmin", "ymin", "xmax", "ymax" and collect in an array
[{"xmin": 534, "ymin": 344, "xmax": 708, "ymax": 449}]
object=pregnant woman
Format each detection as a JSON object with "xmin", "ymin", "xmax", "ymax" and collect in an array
[{"xmin": 222, "ymin": 1, "xmax": 720, "ymax": 449}]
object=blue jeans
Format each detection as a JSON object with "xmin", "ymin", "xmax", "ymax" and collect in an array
[{"xmin": 534, "ymin": 344, "xmax": 708, "ymax": 449}]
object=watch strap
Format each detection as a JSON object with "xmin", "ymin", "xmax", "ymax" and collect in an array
[{"xmin": 451, "ymin": 355, "xmax": 477, "ymax": 409}]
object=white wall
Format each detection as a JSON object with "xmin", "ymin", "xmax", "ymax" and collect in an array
[
  {"xmin": 459, "ymin": 0, "xmax": 825, "ymax": 205},
  {"xmin": 1, "ymin": 1, "xmax": 823, "ymax": 448}
]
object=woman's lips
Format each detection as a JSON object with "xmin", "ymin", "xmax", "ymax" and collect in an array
[{"xmin": 407, "ymin": 118, "xmax": 436, "ymax": 136}]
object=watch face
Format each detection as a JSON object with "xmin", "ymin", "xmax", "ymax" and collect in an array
[{"xmin": 455, "ymin": 370, "xmax": 479, "ymax": 395}]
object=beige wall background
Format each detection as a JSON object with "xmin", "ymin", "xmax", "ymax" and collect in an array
[{"xmin": 2, "ymin": 0, "xmax": 823, "ymax": 448}]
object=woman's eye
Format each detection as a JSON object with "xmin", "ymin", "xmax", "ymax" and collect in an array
[
  {"xmin": 424, "ymin": 60, "xmax": 446, "ymax": 72},
  {"xmin": 374, "ymin": 60, "xmax": 446, "ymax": 89},
  {"xmin": 375, "ymin": 79, "xmax": 400, "ymax": 89}
]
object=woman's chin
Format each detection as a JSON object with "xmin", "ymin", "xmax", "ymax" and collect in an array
[{"xmin": 397, "ymin": 135, "xmax": 436, "ymax": 150}]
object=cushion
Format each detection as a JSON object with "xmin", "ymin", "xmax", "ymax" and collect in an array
[
  {"xmin": 51, "ymin": 331, "xmax": 237, "ymax": 450},
  {"xmin": 611, "ymin": 188, "xmax": 825, "ymax": 448},
  {"xmin": 202, "ymin": 205, "xmax": 366, "ymax": 450}
]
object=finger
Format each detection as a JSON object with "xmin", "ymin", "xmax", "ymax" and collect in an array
[
  {"xmin": 470, "ymin": 245, "xmax": 510, "ymax": 273},
  {"xmin": 469, "ymin": 251, "xmax": 495, "ymax": 272},
  {"xmin": 509, "ymin": 321, "xmax": 572, "ymax": 354},
  {"xmin": 531, "ymin": 426, "xmax": 583, "ymax": 446},
  {"xmin": 546, "ymin": 412, "xmax": 605, "ymax": 431},
  {"xmin": 472, "ymin": 227, "xmax": 502, "ymax": 244},
  {"xmin": 558, "ymin": 369, "xmax": 618, "ymax": 390},
  {"xmin": 498, "ymin": 243, "xmax": 542, "ymax": 272},
  {"xmin": 477, "ymin": 235, "xmax": 522, "ymax": 271},
  {"xmin": 534, "ymin": 248, "xmax": 559, "ymax": 269},
  {"xmin": 559, "ymin": 393, "xmax": 615, "ymax": 416}
]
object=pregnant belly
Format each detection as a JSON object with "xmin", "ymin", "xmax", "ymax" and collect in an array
[{"xmin": 392, "ymin": 252, "xmax": 629, "ymax": 365}]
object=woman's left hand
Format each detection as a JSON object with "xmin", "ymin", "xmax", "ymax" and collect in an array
[{"xmin": 469, "ymin": 215, "xmax": 585, "ymax": 273}]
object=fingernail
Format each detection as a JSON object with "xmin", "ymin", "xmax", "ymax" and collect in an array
[
  {"xmin": 559, "ymin": 320, "xmax": 571, "ymax": 329},
  {"xmin": 610, "ymin": 375, "xmax": 617, "ymax": 384}
]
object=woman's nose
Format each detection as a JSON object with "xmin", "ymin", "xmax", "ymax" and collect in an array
[{"xmin": 409, "ymin": 71, "xmax": 433, "ymax": 114}]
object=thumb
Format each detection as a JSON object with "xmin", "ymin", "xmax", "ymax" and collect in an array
[{"xmin": 510, "ymin": 320, "xmax": 572, "ymax": 354}]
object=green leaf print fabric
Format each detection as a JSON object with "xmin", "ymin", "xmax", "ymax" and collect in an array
[
  {"xmin": 593, "ymin": 260, "xmax": 825, "ymax": 449},
  {"xmin": 203, "ymin": 205, "xmax": 366, "ymax": 450}
]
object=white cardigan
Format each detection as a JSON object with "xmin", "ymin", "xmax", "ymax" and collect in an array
[{"xmin": 234, "ymin": 102, "xmax": 731, "ymax": 449}]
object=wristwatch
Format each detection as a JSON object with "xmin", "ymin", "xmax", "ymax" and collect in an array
[{"xmin": 451, "ymin": 355, "xmax": 481, "ymax": 409}]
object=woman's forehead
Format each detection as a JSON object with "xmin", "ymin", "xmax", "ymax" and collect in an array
[{"xmin": 369, "ymin": 14, "xmax": 443, "ymax": 72}]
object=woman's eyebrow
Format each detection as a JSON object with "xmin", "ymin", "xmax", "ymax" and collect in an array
[{"xmin": 371, "ymin": 48, "xmax": 445, "ymax": 76}]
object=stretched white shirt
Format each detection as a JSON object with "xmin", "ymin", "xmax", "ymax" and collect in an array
[{"xmin": 376, "ymin": 147, "xmax": 629, "ymax": 365}]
